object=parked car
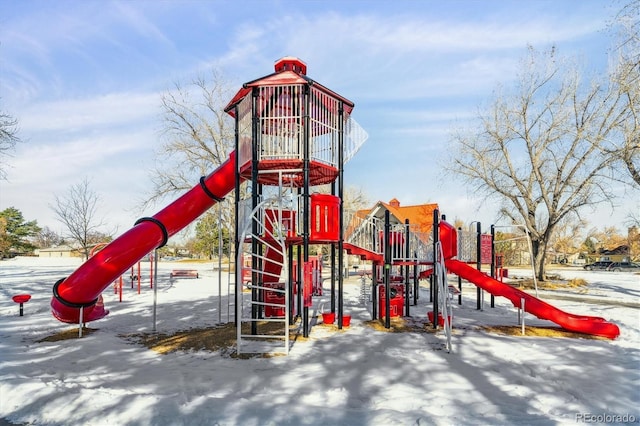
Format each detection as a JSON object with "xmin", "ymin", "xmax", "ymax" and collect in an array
[
  {"xmin": 583, "ymin": 261, "xmax": 613, "ymax": 271},
  {"xmin": 606, "ymin": 262, "xmax": 640, "ymax": 272}
]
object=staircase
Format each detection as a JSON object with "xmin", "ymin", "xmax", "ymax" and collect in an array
[{"xmin": 236, "ymin": 196, "xmax": 290, "ymax": 356}]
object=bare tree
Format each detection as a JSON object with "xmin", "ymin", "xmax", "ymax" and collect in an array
[
  {"xmin": 446, "ymin": 46, "xmax": 628, "ymax": 280},
  {"xmin": 33, "ymin": 226, "xmax": 65, "ymax": 249},
  {"xmin": 0, "ymin": 106, "xmax": 20, "ymax": 180},
  {"xmin": 145, "ymin": 71, "xmax": 238, "ymax": 250},
  {"xmin": 548, "ymin": 216, "xmax": 588, "ymax": 263},
  {"xmin": 149, "ymin": 70, "xmax": 236, "ymax": 206},
  {"xmin": 51, "ymin": 178, "xmax": 109, "ymax": 260},
  {"xmin": 608, "ymin": 0, "xmax": 640, "ymax": 186}
]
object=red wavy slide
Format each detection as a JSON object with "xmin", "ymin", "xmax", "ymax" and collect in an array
[
  {"xmin": 445, "ymin": 259, "xmax": 620, "ymax": 339},
  {"xmin": 51, "ymin": 152, "xmax": 238, "ymax": 324}
]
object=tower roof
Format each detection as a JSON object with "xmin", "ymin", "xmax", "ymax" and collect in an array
[{"xmin": 224, "ymin": 57, "xmax": 355, "ymax": 118}]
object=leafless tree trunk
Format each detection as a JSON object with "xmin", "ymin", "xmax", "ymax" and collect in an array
[
  {"xmin": 447, "ymin": 46, "xmax": 628, "ymax": 280},
  {"xmin": 51, "ymin": 178, "xmax": 108, "ymax": 260}
]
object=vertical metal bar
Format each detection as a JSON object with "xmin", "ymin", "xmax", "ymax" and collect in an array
[
  {"xmin": 476, "ymin": 222, "xmax": 482, "ymax": 310},
  {"xmin": 153, "ymin": 249, "xmax": 158, "ymax": 332},
  {"xmin": 521, "ymin": 298, "xmax": 526, "ymax": 335},
  {"xmin": 457, "ymin": 227, "xmax": 462, "ymax": 305},
  {"xmin": 404, "ymin": 219, "xmax": 410, "ymax": 316},
  {"xmin": 330, "ymin": 181, "xmax": 336, "ymax": 315},
  {"xmin": 384, "ymin": 210, "xmax": 391, "ymax": 329},
  {"xmin": 218, "ymin": 205, "xmax": 223, "ymax": 323},
  {"xmin": 233, "ymin": 104, "xmax": 240, "ymax": 327},
  {"xmin": 149, "ymin": 253, "xmax": 154, "ymax": 289},
  {"xmin": 288, "ymin": 245, "xmax": 295, "ymax": 324},
  {"xmin": 337, "ymin": 101, "xmax": 345, "ymax": 330},
  {"xmin": 372, "ymin": 262, "xmax": 378, "ymax": 320},
  {"xmin": 251, "ymin": 87, "xmax": 260, "ymax": 336},
  {"xmin": 490, "ymin": 224, "xmax": 495, "ymax": 308},
  {"xmin": 78, "ymin": 306, "xmax": 84, "ymax": 338},
  {"xmin": 302, "ymin": 84, "xmax": 310, "ymax": 337},
  {"xmin": 413, "ymin": 258, "xmax": 418, "ymax": 306},
  {"xmin": 432, "ymin": 209, "xmax": 439, "ymax": 329}
]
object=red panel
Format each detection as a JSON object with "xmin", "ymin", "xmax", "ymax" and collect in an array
[
  {"xmin": 378, "ymin": 284, "xmax": 404, "ymax": 319},
  {"xmin": 480, "ymin": 234, "xmax": 493, "ymax": 264},
  {"xmin": 310, "ymin": 194, "xmax": 340, "ymax": 242},
  {"xmin": 263, "ymin": 282, "xmax": 286, "ymax": 318},
  {"xmin": 264, "ymin": 209, "xmax": 296, "ymax": 239},
  {"xmin": 304, "ymin": 262, "xmax": 313, "ymax": 308}
]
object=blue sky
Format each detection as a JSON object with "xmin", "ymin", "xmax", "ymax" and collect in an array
[{"xmin": 1, "ymin": 0, "xmax": 636, "ymax": 238}]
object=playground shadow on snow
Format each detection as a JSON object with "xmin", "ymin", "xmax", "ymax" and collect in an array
[{"xmin": 3, "ymin": 272, "xmax": 638, "ymax": 426}]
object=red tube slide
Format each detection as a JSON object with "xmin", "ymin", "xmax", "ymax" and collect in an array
[
  {"xmin": 445, "ymin": 259, "xmax": 620, "ymax": 339},
  {"xmin": 51, "ymin": 151, "xmax": 237, "ymax": 323}
]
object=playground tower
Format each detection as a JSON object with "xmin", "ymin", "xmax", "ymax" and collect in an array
[{"xmin": 224, "ymin": 57, "xmax": 366, "ymax": 353}]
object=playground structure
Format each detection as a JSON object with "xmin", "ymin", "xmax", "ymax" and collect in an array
[
  {"xmin": 50, "ymin": 57, "xmax": 369, "ymax": 353},
  {"xmin": 49, "ymin": 57, "xmax": 619, "ymax": 354},
  {"xmin": 341, "ymin": 210, "xmax": 620, "ymax": 340}
]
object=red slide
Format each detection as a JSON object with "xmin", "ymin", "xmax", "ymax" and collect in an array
[
  {"xmin": 445, "ymin": 259, "xmax": 620, "ymax": 339},
  {"xmin": 51, "ymin": 152, "xmax": 238, "ymax": 324}
]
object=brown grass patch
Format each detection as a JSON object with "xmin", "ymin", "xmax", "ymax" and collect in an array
[
  {"xmin": 364, "ymin": 317, "xmax": 438, "ymax": 333},
  {"xmin": 511, "ymin": 276, "xmax": 588, "ymax": 291},
  {"xmin": 481, "ymin": 325, "xmax": 604, "ymax": 339},
  {"xmin": 121, "ymin": 321, "xmax": 305, "ymax": 357},
  {"xmin": 37, "ymin": 327, "xmax": 98, "ymax": 342}
]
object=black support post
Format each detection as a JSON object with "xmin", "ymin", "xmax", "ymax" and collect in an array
[
  {"xmin": 490, "ymin": 224, "xmax": 496, "ymax": 308},
  {"xmin": 404, "ymin": 219, "xmax": 410, "ymax": 317},
  {"xmin": 384, "ymin": 210, "xmax": 391, "ymax": 329},
  {"xmin": 476, "ymin": 221, "xmax": 482, "ymax": 311},
  {"xmin": 432, "ymin": 209, "xmax": 440, "ymax": 329}
]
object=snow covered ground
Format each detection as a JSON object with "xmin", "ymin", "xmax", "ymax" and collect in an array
[{"xmin": 0, "ymin": 256, "xmax": 638, "ymax": 426}]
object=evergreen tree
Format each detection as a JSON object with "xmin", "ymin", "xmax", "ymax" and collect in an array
[{"xmin": 0, "ymin": 207, "xmax": 41, "ymax": 257}]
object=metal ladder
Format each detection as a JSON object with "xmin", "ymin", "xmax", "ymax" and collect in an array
[{"xmin": 236, "ymin": 195, "xmax": 290, "ymax": 356}]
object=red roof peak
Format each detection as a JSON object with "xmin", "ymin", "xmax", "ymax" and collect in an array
[
  {"xmin": 389, "ymin": 198, "xmax": 400, "ymax": 207},
  {"xmin": 274, "ymin": 57, "xmax": 307, "ymax": 75}
]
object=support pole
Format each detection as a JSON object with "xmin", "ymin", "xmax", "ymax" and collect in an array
[
  {"xmin": 371, "ymin": 263, "xmax": 378, "ymax": 320},
  {"xmin": 384, "ymin": 210, "xmax": 391, "ymax": 329},
  {"xmin": 218, "ymin": 205, "xmax": 223, "ymax": 324},
  {"xmin": 153, "ymin": 248, "xmax": 158, "ymax": 332},
  {"xmin": 150, "ymin": 253, "xmax": 154, "ymax": 289},
  {"xmin": 302, "ymin": 85, "xmax": 311, "ymax": 337},
  {"xmin": 490, "ymin": 224, "xmax": 495, "ymax": 308},
  {"xmin": 432, "ymin": 209, "xmax": 440, "ymax": 329},
  {"xmin": 404, "ymin": 219, "xmax": 410, "ymax": 316},
  {"xmin": 78, "ymin": 306, "xmax": 84, "ymax": 338},
  {"xmin": 330, "ymin": 244, "xmax": 336, "ymax": 314},
  {"xmin": 457, "ymin": 227, "xmax": 462, "ymax": 305},
  {"xmin": 476, "ymin": 222, "xmax": 482, "ymax": 311},
  {"xmin": 521, "ymin": 298, "xmax": 526, "ymax": 335},
  {"xmin": 337, "ymin": 102, "xmax": 345, "ymax": 331}
]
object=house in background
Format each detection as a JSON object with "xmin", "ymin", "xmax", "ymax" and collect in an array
[
  {"xmin": 345, "ymin": 198, "xmax": 439, "ymax": 269},
  {"xmin": 367, "ymin": 198, "xmax": 439, "ymax": 236},
  {"xmin": 37, "ymin": 245, "xmax": 82, "ymax": 258}
]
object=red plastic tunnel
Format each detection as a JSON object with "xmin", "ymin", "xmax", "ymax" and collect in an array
[{"xmin": 51, "ymin": 152, "xmax": 237, "ymax": 323}]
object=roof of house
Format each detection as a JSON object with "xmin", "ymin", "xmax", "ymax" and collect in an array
[{"xmin": 380, "ymin": 199, "xmax": 439, "ymax": 235}]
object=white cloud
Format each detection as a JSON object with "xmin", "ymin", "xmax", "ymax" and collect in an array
[{"xmin": 17, "ymin": 91, "xmax": 161, "ymax": 133}]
